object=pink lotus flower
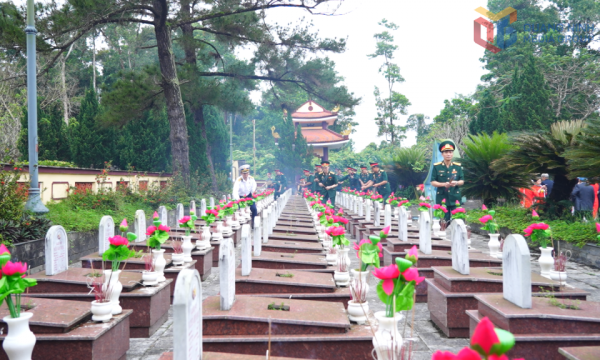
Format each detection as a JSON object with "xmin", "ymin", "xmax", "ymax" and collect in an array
[
  {"xmin": 479, "ymin": 215, "xmax": 493, "ymax": 224},
  {"xmin": 382, "ymin": 225, "xmax": 390, "ymax": 236},
  {"xmin": 146, "ymin": 225, "xmax": 157, "ymax": 236},
  {"xmin": 355, "ymin": 239, "xmax": 384, "ymax": 258},
  {"xmin": 401, "ymin": 267, "xmax": 425, "ymax": 285},
  {"xmin": 338, "ymin": 208, "xmax": 344, "ymax": 214},
  {"xmin": 153, "ymin": 211, "xmax": 159, "ymax": 219},
  {"xmin": 532, "ymin": 210, "xmax": 539, "ymax": 218},
  {"xmin": 337, "ymin": 217, "xmax": 349, "ymax": 225},
  {"xmin": 433, "ymin": 204, "xmax": 441, "ymax": 210},
  {"xmin": 482, "ymin": 204, "xmax": 488, "ymax": 211},
  {"xmin": 372, "ymin": 264, "xmax": 400, "ymax": 295},
  {"xmin": 596, "ymin": 223, "xmax": 600, "ymax": 233},
  {"xmin": 119, "ymin": 218, "xmax": 128, "ymax": 232},
  {"xmin": 442, "ymin": 198, "xmax": 446, "ymax": 204},
  {"xmin": 158, "ymin": 224, "xmax": 171, "ymax": 232},
  {"xmin": 406, "ymin": 245, "xmax": 419, "ymax": 263},
  {"xmin": 331, "ymin": 227, "xmax": 345, "ymax": 236},
  {"xmin": 109, "ymin": 235, "xmax": 129, "ymax": 247},
  {"xmin": 419, "ymin": 202, "xmax": 431, "ymax": 208},
  {"xmin": 441, "ymin": 206, "xmax": 448, "ymax": 213},
  {"xmin": 451, "ymin": 208, "xmax": 466, "ymax": 215},
  {"xmin": 325, "ymin": 227, "xmax": 333, "ymax": 236},
  {"xmin": 178, "ymin": 216, "xmax": 191, "ymax": 224},
  {"xmin": 0, "ymin": 244, "xmax": 10, "ymax": 256},
  {"xmin": 2, "ymin": 261, "xmax": 27, "ymax": 277}
]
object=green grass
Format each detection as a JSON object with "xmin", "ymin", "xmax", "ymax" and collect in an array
[
  {"xmin": 46, "ymin": 198, "xmax": 155, "ymax": 232},
  {"xmin": 466, "ymin": 205, "xmax": 597, "ymax": 247}
]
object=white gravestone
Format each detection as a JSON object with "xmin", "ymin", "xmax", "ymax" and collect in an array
[
  {"xmin": 176, "ymin": 203, "xmax": 184, "ymax": 228},
  {"xmin": 172, "ymin": 268, "xmax": 202, "ymax": 360},
  {"xmin": 374, "ymin": 203, "xmax": 381, "ymax": 226},
  {"xmin": 419, "ymin": 211, "xmax": 432, "ymax": 255},
  {"xmin": 358, "ymin": 199, "xmax": 364, "ymax": 216},
  {"xmin": 503, "ymin": 234, "xmax": 532, "ymax": 309},
  {"xmin": 99, "ymin": 216, "xmax": 114, "ymax": 255},
  {"xmin": 365, "ymin": 200, "xmax": 372, "ymax": 222},
  {"xmin": 209, "ymin": 197, "xmax": 215, "ymax": 208},
  {"xmin": 262, "ymin": 209, "xmax": 269, "ymax": 244},
  {"xmin": 200, "ymin": 199, "xmax": 207, "ymax": 217},
  {"xmin": 384, "ymin": 204, "xmax": 392, "ymax": 228},
  {"xmin": 222, "ymin": 195, "xmax": 227, "ymax": 203},
  {"xmin": 253, "ymin": 217, "xmax": 262, "ymax": 256},
  {"xmin": 190, "ymin": 200, "xmax": 196, "ymax": 215},
  {"xmin": 45, "ymin": 225, "xmax": 69, "ymax": 275},
  {"xmin": 158, "ymin": 206, "xmax": 168, "ymax": 226},
  {"xmin": 134, "ymin": 210, "xmax": 146, "ymax": 242},
  {"xmin": 241, "ymin": 224, "xmax": 252, "ymax": 276},
  {"xmin": 399, "ymin": 207, "xmax": 408, "ymax": 242},
  {"xmin": 227, "ymin": 194, "xmax": 232, "ymax": 200},
  {"xmin": 219, "ymin": 238, "xmax": 235, "ymax": 311},
  {"xmin": 450, "ymin": 219, "xmax": 469, "ymax": 275}
]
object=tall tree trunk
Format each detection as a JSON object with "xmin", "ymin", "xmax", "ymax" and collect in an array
[
  {"xmin": 195, "ymin": 106, "xmax": 219, "ymax": 192},
  {"xmin": 60, "ymin": 43, "xmax": 74, "ymax": 124},
  {"xmin": 92, "ymin": 31, "xmax": 96, "ymax": 91},
  {"xmin": 154, "ymin": 0, "xmax": 191, "ymax": 180},
  {"xmin": 179, "ymin": 0, "xmax": 218, "ymax": 191}
]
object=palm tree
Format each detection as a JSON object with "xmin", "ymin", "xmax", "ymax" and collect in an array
[
  {"xmin": 459, "ymin": 132, "xmax": 531, "ymax": 207},
  {"xmin": 565, "ymin": 117, "xmax": 600, "ymax": 180},
  {"xmin": 493, "ymin": 120, "xmax": 586, "ymax": 208},
  {"xmin": 384, "ymin": 147, "xmax": 429, "ymax": 195}
]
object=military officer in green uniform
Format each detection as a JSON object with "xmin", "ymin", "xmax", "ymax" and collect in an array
[
  {"xmin": 347, "ymin": 167, "xmax": 360, "ymax": 191},
  {"xmin": 359, "ymin": 166, "xmax": 372, "ymax": 191},
  {"xmin": 312, "ymin": 165, "xmax": 322, "ymax": 193},
  {"xmin": 430, "ymin": 140, "xmax": 464, "ymax": 222},
  {"xmin": 367, "ymin": 162, "xmax": 391, "ymax": 202},
  {"xmin": 316, "ymin": 160, "xmax": 338, "ymax": 205},
  {"xmin": 303, "ymin": 169, "xmax": 314, "ymax": 193},
  {"xmin": 274, "ymin": 169, "xmax": 287, "ymax": 199}
]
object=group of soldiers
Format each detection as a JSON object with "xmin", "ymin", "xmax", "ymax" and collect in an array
[{"xmin": 263, "ymin": 140, "xmax": 464, "ymax": 221}]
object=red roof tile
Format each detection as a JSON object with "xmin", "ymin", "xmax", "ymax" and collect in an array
[{"xmin": 301, "ymin": 129, "xmax": 348, "ymax": 144}]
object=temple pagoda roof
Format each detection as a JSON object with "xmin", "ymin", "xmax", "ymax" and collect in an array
[
  {"xmin": 302, "ymin": 128, "xmax": 349, "ymax": 149},
  {"xmin": 292, "ymin": 101, "xmax": 338, "ymax": 122}
]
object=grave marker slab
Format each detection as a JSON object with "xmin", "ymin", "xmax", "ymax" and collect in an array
[
  {"xmin": 253, "ymin": 217, "xmax": 262, "ymax": 256},
  {"xmin": 358, "ymin": 199, "xmax": 363, "ymax": 216},
  {"xmin": 374, "ymin": 203, "xmax": 381, "ymax": 226},
  {"xmin": 210, "ymin": 197, "xmax": 215, "ymax": 208},
  {"xmin": 159, "ymin": 206, "xmax": 168, "ymax": 226},
  {"xmin": 365, "ymin": 200, "xmax": 372, "ymax": 221},
  {"xmin": 219, "ymin": 238, "xmax": 235, "ymax": 311},
  {"xmin": 172, "ymin": 268, "xmax": 202, "ymax": 360},
  {"xmin": 190, "ymin": 201, "xmax": 196, "ymax": 215},
  {"xmin": 45, "ymin": 225, "xmax": 69, "ymax": 275},
  {"xmin": 201, "ymin": 199, "xmax": 207, "ymax": 217},
  {"xmin": 419, "ymin": 211, "xmax": 432, "ymax": 255},
  {"xmin": 399, "ymin": 207, "xmax": 408, "ymax": 242},
  {"xmin": 384, "ymin": 204, "xmax": 392, "ymax": 227},
  {"xmin": 135, "ymin": 210, "xmax": 146, "ymax": 242},
  {"xmin": 450, "ymin": 219, "xmax": 469, "ymax": 275},
  {"xmin": 99, "ymin": 215, "xmax": 114, "ymax": 255},
  {"xmin": 176, "ymin": 203, "xmax": 184, "ymax": 228},
  {"xmin": 262, "ymin": 209, "xmax": 269, "ymax": 244},
  {"xmin": 241, "ymin": 224, "xmax": 252, "ymax": 276},
  {"xmin": 502, "ymin": 234, "xmax": 532, "ymax": 309}
]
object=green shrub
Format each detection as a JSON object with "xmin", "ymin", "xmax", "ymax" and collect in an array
[{"xmin": 0, "ymin": 162, "xmax": 27, "ymax": 222}]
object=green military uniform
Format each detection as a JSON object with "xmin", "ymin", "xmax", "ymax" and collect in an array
[
  {"xmin": 274, "ymin": 173, "xmax": 287, "ymax": 198},
  {"xmin": 371, "ymin": 170, "xmax": 392, "ymax": 202},
  {"xmin": 359, "ymin": 171, "xmax": 372, "ymax": 190},
  {"xmin": 337, "ymin": 171, "xmax": 349, "ymax": 191},
  {"xmin": 432, "ymin": 140, "xmax": 464, "ymax": 222},
  {"xmin": 306, "ymin": 174, "xmax": 315, "ymax": 191},
  {"xmin": 316, "ymin": 170, "xmax": 338, "ymax": 205}
]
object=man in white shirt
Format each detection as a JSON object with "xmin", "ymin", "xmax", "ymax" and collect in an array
[{"xmin": 233, "ymin": 164, "xmax": 257, "ymax": 224}]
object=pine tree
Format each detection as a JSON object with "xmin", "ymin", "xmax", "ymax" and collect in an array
[
  {"xmin": 70, "ymin": 88, "xmax": 116, "ymax": 168},
  {"xmin": 18, "ymin": 100, "xmax": 71, "ymax": 162},
  {"xmin": 469, "ymin": 90, "xmax": 500, "ymax": 135},
  {"xmin": 499, "ymin": 55, "xmax": 553, "ymax": 132}
]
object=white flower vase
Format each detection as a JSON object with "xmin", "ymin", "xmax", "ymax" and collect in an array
[
  {"xmin": 91, "ymin": 300, "xmax": 113, "ymax": 322},
  {"xmin": 432, "ymin": 218, "xmax": 441, "ymax": 236},
  {"xmin": 488, "ymin": 234, "xmax": 501, "ymax": 259},
  {"xmin": 152, "ymin": 249, "xmax": 167, "ymax": 282},
  {"xmin": 230, "ymin": 213, "xmax": 241, "ymax": 229},
  {"xmin": 347, "ymin": 300, "xmax": 369, "ymax": 325},
  {"xmin": 373, "ymin": 311, "xmax": 404, "ymax": 360},
  {"xmin": 350, "ymin": 269, "xmax": 370, "ymax": 297},
  {"xmin": 197, "ymin": 226, "xmax": 212, "ymax": 250},
  {"xmin": 2, "ymin": 312, "xmax": 36, "ymax": 360},
  {"xmin": 223, "ymin": 216, "xmax": 233, "ymax": 235},
  {"xmin": 326, "ymin": 253, "xmax": 337, "ymax": 265},
  {"xmin": 181, "ymin": 235, "xmax": 194, "ymax": 262},
  {"xmin": 337, "ymin": 248, "xmax": 351, "ymax": 268},
  {"xmin": 103, "ymin": 270, "xmax": 123, "ymax": 315},
  {"xmin": 171, "ymin": 253, "xmax": 185, "ymax": 266},
  {"xmin": 211, "ymin": 221, "xmax": 223, "ymax": 240},
  {"xmin": 539, "ymin": 247, "xmax": 554, "ymax": 279}
]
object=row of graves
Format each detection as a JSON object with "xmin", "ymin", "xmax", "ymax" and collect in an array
[
  {"xmin": 335, "ymin": 190, "xmax": 600, "ymax": 360},
  {"xmin": 0, "ymin": 191, "xmax": 275, "ymax": 359}
]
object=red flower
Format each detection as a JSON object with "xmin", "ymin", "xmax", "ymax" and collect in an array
[
  {"xmin": 432, "ymin": 348, "xmax": 482, "ymax": 360},
  {"xmin": 178, "ymin": 216, "xmax": 191, "ymax": 224},
  {"xmin": 451, "ymin": 208, "xmax": 466, "ymax": 215},
  {"xmin": 401, "ymin": 267, "xmax": 425, "ymax": 284},
  {"xmin": 372, "ymin": 264, "xmax": 400, "ymax": 295},
  {"xmin": 479, "ymin": 215, "xmax": 493, "ymax": 224},
  {"xmin": 2, "ymin": 261, "xmax": 28, "ymax": 277},
  {"xmin": 471, "ymin": 317, "xmax": 499, "ymax": 354},
  {"xmin": 331, "ymin": 226, "xmax": 345, "ymax": 236},
  {"xmin": 0, "ymin": 244, "xmax": 10, "ymax": 256},
  {"xmin": 419, "ymin": 202, "xmax": 431, "ymax": 208},
  {"xmin": 109, "ymin": 235, "xmax": 129, "ymax": 247},
  {"xmin": 482, "ymin": 204, "xmax": 488, "ymax": 211},
  {"xmin": 146, "ymin": 225, "xmax": 157, "ymax": 236},
  {"xmin": 158, "ymin": 224, "xmax": 170, "ymax": 232}
]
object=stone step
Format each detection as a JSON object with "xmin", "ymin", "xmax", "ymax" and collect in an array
[
  {"xmin": 559, "ymin": 346, "xmax": 600, "ymax": 360},
  {"xmin": 236, "ymin": 267, "xmax": 335, "ymax": 294},
  {"xmin": 160, "ymin": 352, "xmax": 306, "ymax": 360},
  {"xmin": 251, "ymin": 251, "xmax": 328, "ymax": 270},
  {"xmin": 268, "ymin": 233, "xmax": 320, "ymax": 243},
  {"xmin": 273, "ymin": 226, "xmax": 316, "ymax": 235},
  {"xmin": 261, "ymin": 240, "xmax": 324, "ymax": 254}
]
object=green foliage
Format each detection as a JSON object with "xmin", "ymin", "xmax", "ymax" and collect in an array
[
  {"xmin": 0, "ymin": 164, "xmax": 26, "ymax": 222},
  {"xmin": 18, "ymin": 100, "xmax": 71, "ymax": 162},
  {"xmin": 433, "ymin": 95, "xmax": 477, "ymax": 125},
  {"xmin": 565, "ymin": 116, "xmax": 600, "ymax": 179},
  {"xmin": 469, "ymin": 89, "xmax": 499, "ymax": 135},
  {"xmin": 0, "ymin": 214, "xmax": 52, "ymax": 245},
  {"xmin": 459, "ymin": 132, "xmax": 530, "ymax": 206},
  {"xmin": 466, "ymin": 206, "xmax": 597, "ymax": 248},
  {"xmin": 70, "ymin": 88, "xmax": 116, "ymax": 168},
  {"xmin": 384, "ymin": 146, "xmax": 428, "ymax": 189},
  {"xmin": 21, "ymin": 160, "xmax": 77, "ymax": 168}
]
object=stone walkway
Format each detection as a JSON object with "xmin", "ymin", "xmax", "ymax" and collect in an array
[{"xmin": 126, "ymin": 225, "xmax": 600, "ymax": 359}]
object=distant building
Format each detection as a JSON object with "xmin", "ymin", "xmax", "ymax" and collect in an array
[{"xmin": 291, "ymin": 101, "xmax": 350, "ymax": 161}]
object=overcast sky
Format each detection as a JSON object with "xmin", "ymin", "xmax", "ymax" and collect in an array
[{"xmin": 254, "ymin": 0, "xmax": 488, "ymax": 151}]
